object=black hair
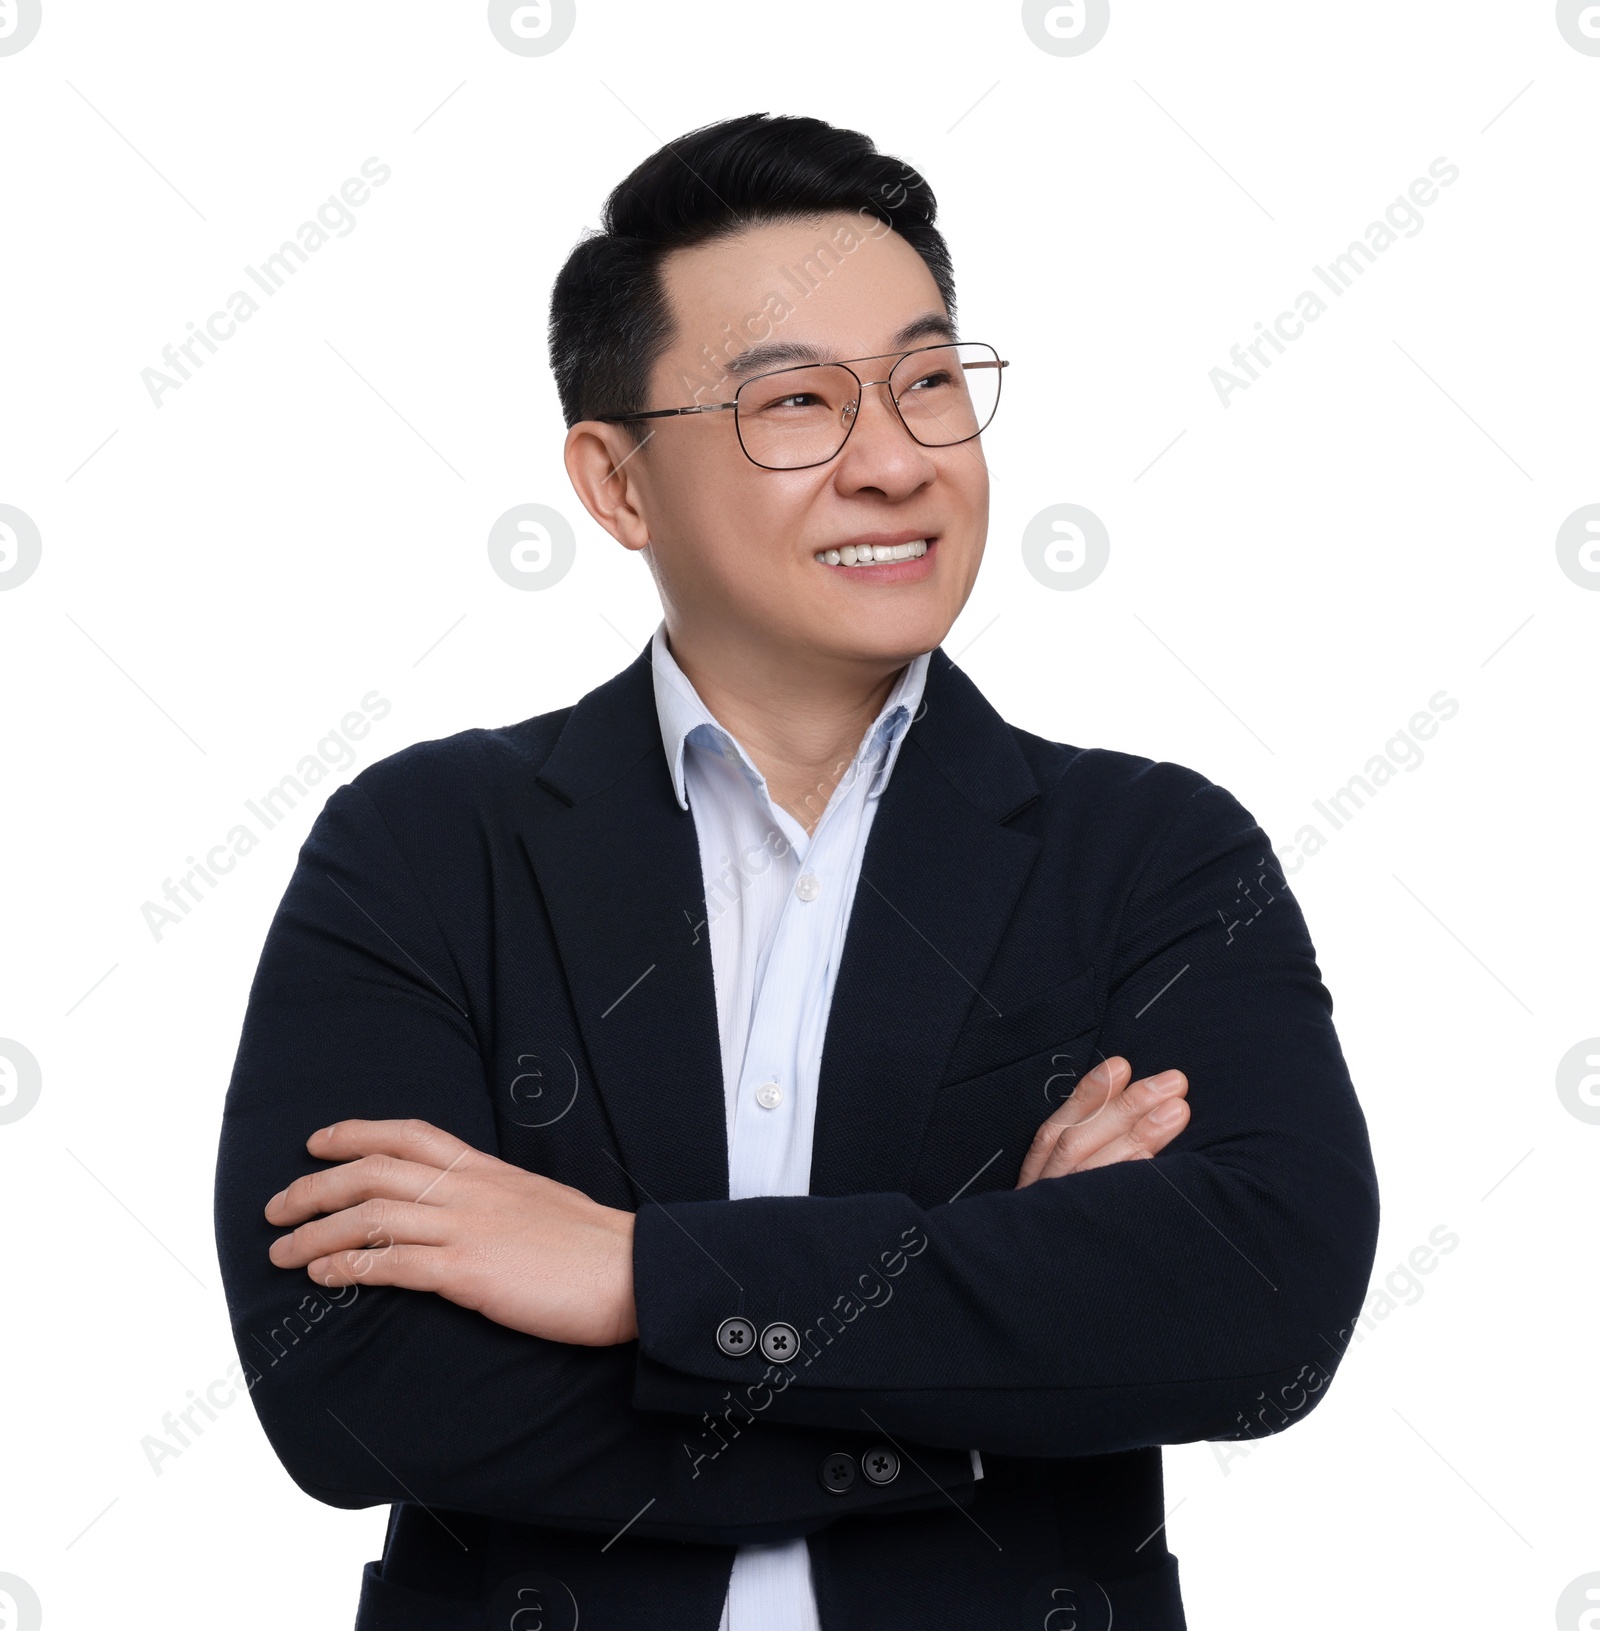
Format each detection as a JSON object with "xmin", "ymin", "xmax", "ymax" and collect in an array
[{"xmin": 547, "ymin": 112, "xmax": 956, "ymax": 434}]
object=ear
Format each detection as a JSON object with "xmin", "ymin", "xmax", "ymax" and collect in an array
[{"xmin": 563, "ymin": 421, "xmax": 654, "ymax": 553}]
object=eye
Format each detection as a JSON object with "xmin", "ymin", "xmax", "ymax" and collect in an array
[
  {"xmin": 904, "ymin": 369, "xmax": 956, "ymax": 392},
  {"xmin": 757, "ymin": 390, "xmax": 830, "ymax": 412}
]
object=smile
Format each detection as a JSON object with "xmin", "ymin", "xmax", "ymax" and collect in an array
[{"xmin": 813, "ymin": 538, "xmax": 932, "ymax": 568}]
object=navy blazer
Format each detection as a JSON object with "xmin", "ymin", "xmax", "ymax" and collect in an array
[{"xmin": 214, "ymin": 644, "xmax": 1379, "ymax": 1630}]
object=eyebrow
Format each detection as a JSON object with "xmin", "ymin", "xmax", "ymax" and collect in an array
[{"xmin": 722, "ymin": 311, "xmax": 958, "ymax": 378}]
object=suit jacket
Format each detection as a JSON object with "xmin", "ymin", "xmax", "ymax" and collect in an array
[{"xmin": 214, "ymin": 643, "xmax": 1380, "ymax": 1631}]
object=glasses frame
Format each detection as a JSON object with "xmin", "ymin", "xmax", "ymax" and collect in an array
[{"xmin": 597, "ymin": 341, "xmax": 1009, "ymax": 472}]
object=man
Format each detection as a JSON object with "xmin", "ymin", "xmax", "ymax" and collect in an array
[{"xmin": 215, "ymin": 113, "xmax": 1379, "ymax": 1630}]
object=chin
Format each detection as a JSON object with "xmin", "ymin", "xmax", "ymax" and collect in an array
[{"xmin": 818, "ymin": 602, "xmax": 955, "ymax": 665}]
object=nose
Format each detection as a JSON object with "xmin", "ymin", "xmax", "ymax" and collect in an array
[
  {"xmin": 838, "ymin": 375, "xmax": 897, "ymax": 430},
  {"xmin": 832, "ymin": 376, "xmax": 937, "ymax": 501}
]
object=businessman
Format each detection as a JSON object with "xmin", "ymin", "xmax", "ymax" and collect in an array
[{"xmin": 215, "ymin": 113, "xmax": 1380, "ymax": 1630}]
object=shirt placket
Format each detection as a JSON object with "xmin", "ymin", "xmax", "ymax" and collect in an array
[{"xmin": 726, "ymin": 752, "xmax": 873, "ymax": 1201}]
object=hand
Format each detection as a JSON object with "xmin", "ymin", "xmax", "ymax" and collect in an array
[
  {"xmin": 264, "ymin": 1120, "xmax": 638, "ymax": 1346},
  {"xmin": 1015, "ymin": 1056, "xmax": 1189, "ymax": 1188}
]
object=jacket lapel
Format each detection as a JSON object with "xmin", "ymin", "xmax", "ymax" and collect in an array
[
  {"xmin": 808, "ymin": 650, "xmax": 1042, "ymax": 1198},
  {"xmin": 517, "ymin": 647, "xmax": 730, "ymax": 1207},
  {"xmin": 517, "ymin": 643, "xmax": 1042, "ymax": 1210}
]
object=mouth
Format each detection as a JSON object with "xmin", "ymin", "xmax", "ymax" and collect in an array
[{"xmin": 813, "ymin": 536, "xmax": 935, "ymax": 573}]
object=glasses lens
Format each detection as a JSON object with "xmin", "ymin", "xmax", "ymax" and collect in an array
[
  {"xmin": 890, "ymin": 343, "xmax": 1002, "ymax": 448},
  {"xmin": 735, "ymin": 364, "xmax": 860, "ymax": 469}
]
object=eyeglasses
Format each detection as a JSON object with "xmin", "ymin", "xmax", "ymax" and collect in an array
[{"xmin": 598, "ymin": 342, "xmax": 1008, "ymax": 471}]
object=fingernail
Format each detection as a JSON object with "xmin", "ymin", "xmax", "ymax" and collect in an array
[
  {"xmin": 1148, "ymin": 1100, "xmax": 1186, "ymax": 1126},
  {"xmin": 267, "ymin": 1189, "xmax": 287, "ymax": 1212},
  {"xmin": 1149, "ymin": 1071, "xmax": 1185, "ymax": 1095},
  {"xmin": 1093, "ymin": 1058, "xmax": 1119, "ymax": 1084}
]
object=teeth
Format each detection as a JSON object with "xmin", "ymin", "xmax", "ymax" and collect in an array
[{"xmin": 814, "ymin": 539, "xmax": 931, "ymax": 568}]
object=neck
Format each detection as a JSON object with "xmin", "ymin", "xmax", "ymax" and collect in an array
[{"xmin": 664, "ymin": 622, "xmax": 909, "ymax": 836}]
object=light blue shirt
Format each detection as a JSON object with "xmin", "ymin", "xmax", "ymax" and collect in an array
[{"xmin": 650, "ymin": 622, "xmax": 929, "ymax": 1631}]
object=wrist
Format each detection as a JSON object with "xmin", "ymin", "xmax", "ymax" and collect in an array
[{"xmin": 610, "ymin": 1207, "xmax": 638, "ymax": 1344}]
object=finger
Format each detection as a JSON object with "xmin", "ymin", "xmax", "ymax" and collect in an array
[
  {"xmin": 1019, "ymin": 1061, "xmax": 1180, "ymax": 1187},
  {"xmin": 267, "ymin": 1153, "xmax": 461, "ymax": 1226},
  {"xmin": 304, "ymin": 1241, "xmax": 452, "ymax": 1293},
  {"xmin": 1049, "ymin": 1056, "xmax": 1131, "ymax": 1130},
  {"xmin": 1017, "ymin": 1058, "xmax": 1130, "ymax": 1187},
  {"xmin": 1034, "ymin": 1069, "xmax": 1187, "ymax": 1180},
  {"xmin": 270, "ymin": 1199, "xmax": 453, "ymax": 1269},
  {"xmin": 1047, "ymin": 1096, "xmax": 1191, "ymax": 1178},
  {"xmin": 306, "ymin": 1118, "xmax": 492, "ymax": 1175}
]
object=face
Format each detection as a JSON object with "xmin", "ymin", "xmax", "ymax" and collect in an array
[{"xmin": 564, "ymin": 212, "xmax": 991, "ymax": 680}]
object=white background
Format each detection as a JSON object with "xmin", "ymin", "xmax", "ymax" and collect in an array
[{"xmin": 2, "ymin": 2, "xmax": 1597, "ymax": 1626}]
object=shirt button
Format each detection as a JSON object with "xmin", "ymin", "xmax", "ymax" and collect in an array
[
  {"xmin": 754, "ymin": 1080, "xmax": 784, "ymax": 1110},
  {"xmin": 795, "ymin": 873, "xmax": 821, "ymax": 902}
]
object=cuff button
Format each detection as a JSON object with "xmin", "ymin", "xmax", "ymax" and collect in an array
[
  {"xmin": 861, "ymin": 1445, "xmax": 900, "ymax": 1485},
  {"xmin": 759, "ymin": 1321, "xmax": 800, "ymax": 1363},
  {"xmin": 716, "ymin": 1317, "xmax": 756, "ymax": 1357},
  {"xmin": 819, "ymin": 1452, "xmax": 857, "ymax": 1494}
]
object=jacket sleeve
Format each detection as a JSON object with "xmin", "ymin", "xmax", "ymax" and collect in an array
[
  {"xmin": 213, "ymin": 780, "xmax": 978, "ymax": 1546},
  {"xmin": 629, "ymin": 776, "xmax": 1381, "ymax": 1458}
]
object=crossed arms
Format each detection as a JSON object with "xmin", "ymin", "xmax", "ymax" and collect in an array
[
  {"xmin": 260, "ymin": 1052, "xmax": 1191, "ymax": 1346},
  {"xmin": 214, "ymin": 770, "xmax": 1379, "ymax": 1543}
]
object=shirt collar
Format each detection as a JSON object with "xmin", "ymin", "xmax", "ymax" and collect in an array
[{"xmin": 650, "ymin": 621, "xmax": 929, "ymax": 813}]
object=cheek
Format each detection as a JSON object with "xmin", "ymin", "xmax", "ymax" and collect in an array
[
  {"xmin": 938, "ymin": 461, "xmax": 989, "ymax": 554},
  {"xmin": 954, "ymin": 455, "xmax": 991, "ymax": 516},
  {"xmin": 694, "ymin": 467, "xmax": 829, "ymax": 566},
  {"xmin": 661, "ymin": 431, "xmax": 809, "ymax": 524},
  {"xmin": 651, "ymin": 472, "xmax": 807, "ymax": 596}
]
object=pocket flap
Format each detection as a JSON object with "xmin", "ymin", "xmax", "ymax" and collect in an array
[{"xmin": 942, "ymin": 963, "xmax": 1098, "ymax": 1084}]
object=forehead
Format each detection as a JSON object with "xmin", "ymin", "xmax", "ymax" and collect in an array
[{"xmin": 656, "ymin": 213, "xmax": 950, "ymax": 369}]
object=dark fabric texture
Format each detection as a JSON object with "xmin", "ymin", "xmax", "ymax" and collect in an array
[{"xmin": 214, "ymin": 643, "xmax": 1379, "ymax": 1630}]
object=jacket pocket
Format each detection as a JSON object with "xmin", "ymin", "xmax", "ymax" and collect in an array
[
  {"xmin": 914, "ymin": 1029, "xmax": 1103, "ymax": 1203},
  {"xmin": 941, "ymin": 963, "xmax": 1098, "ymax": 1086}
]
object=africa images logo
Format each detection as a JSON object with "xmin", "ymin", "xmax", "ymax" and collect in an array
[
  {"xmin": 487, "ymin": 0, "xmax": 576, "ymax": 55},
  {"xmin": 0, "ymin": 504, "xmax": 42, "ymax": 590},
  {"xmin": 0, "ymin": 1040, "xmax": 43, "ymax": 1126},
  {"xmin": 0, "ymin": 0, "xmax": 42, "ymax": 55},
  {"xmin": 0, "ymin": 1574, "xmax": 42, "ymax": 1631},
  {"xmin": 1556, "ymin": 0, "xmax": 1600, "ymax": 53},
  {"xmin": 1022, "ymin": 0, "xmax": 1110, "ymax": 56}
]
